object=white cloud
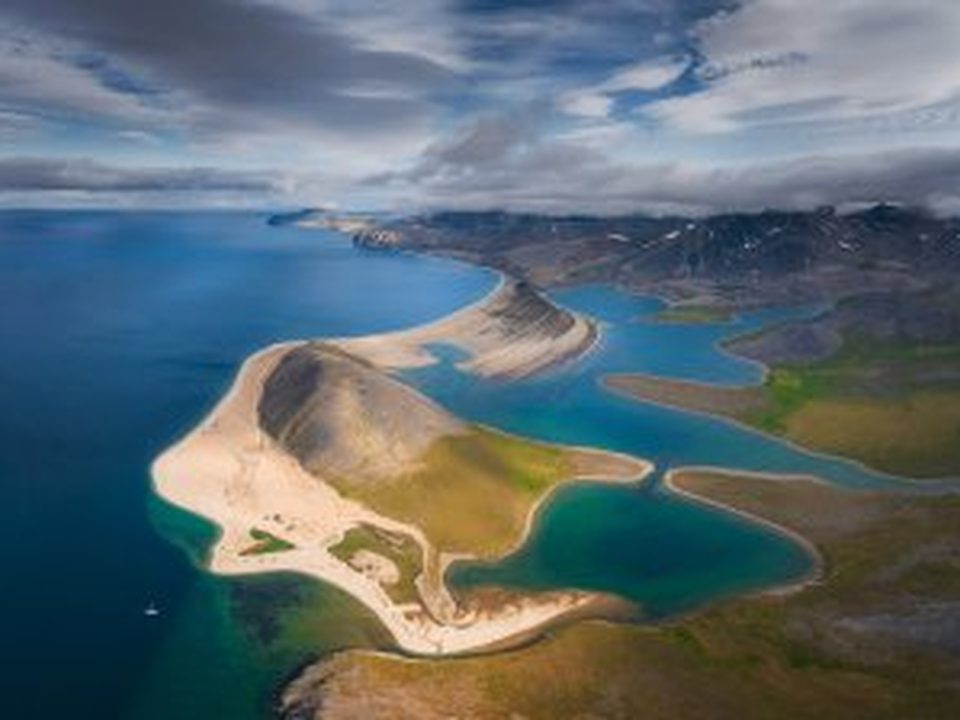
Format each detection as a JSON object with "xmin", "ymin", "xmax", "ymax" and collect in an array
[
  {"xmin": 381, "ymin": 109, "xmax": 960, "ymax": 215},
  {"xmin": 648, "ymin": 0, "xmax": 960, "ymax": 133},
  {"xmin": 561, "ymin": 55, "xmax": 688, "ymax": 118},
  {"xmin": 262, "ymin": 0, "xmax": 469, "ymax": 71},
  {"xmin": 605, "ymin": 57, "xmax": 689, "ymax": 92},
  {"xmin": 560, "ymin": 92, "xmax": 614, "ymax": 119}
]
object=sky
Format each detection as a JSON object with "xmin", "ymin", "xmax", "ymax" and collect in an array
[{"xmin": 2, "ymin": 0, "xmax": 960, "ymax": 214}]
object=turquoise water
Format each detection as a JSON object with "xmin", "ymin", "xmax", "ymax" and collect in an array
[
  {"xmin": 0, "ymin": 211, "xmax": 886, "ymax": 719},
  {"xmin": 451, "ymin": 482, "xmax": 812, "ymax": 618}
]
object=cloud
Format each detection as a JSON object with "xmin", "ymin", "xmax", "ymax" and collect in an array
[
  {"xmin": 270, "ymin": 0, "xmax": 468, "ymax": 70},
  {"xmin": 0, "ymin": 0, "xmax": 459, "ymax": 146},
  {"xmin": 561, "ymin": 55, "xmax": 689, "ymax": 118},
  {"xmin": 0, "ymin": 156, "xmax": 280, "ymax": 193},
  {"xmin": 648, "ymin": 0, "xmax": 960, "ymax": 133},
  {"xmin": 0, "ymin": 32, "xmax": 166, "ymax": 129},
  {"xmin": 450, "ymin": 0, "xmax": 714, "ymax": 102},
  {"xmin": 604, "ymin": 56, "xmax": 689, "ymax": 92},
  {"xmin": 2, "ymin": 0, "xmax": 959, "ymax": 213},
  {"xmin": 403, "ymin": 106, "xmax": 547, "ymax": 180},
  {"xmin": 385, "ymin": 111, "xmax": 960, "ymax": 215}
]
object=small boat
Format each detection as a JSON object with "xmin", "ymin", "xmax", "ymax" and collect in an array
[{"xmin": 144, "ymin": 603, "xmax": 161, "ymax": 617}]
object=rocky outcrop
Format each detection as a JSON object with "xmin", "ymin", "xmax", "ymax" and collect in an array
[{"xmin": 259, "ymin": 344, "xmax": 465, "ymax": 484}]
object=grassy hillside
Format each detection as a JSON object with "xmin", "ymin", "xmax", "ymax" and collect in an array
[
  {"xmin": 338, "ymin": 426, "xmax": 629, "ymax": 559},
  {"xmin": 329, "ymin": 525, "xmax": 424, "ymax": 605},
  {"xmin": 261, "ymin": 344, "xmax": 645, "ymax": 560}
]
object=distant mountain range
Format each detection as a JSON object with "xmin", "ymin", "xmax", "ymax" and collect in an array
[
  {"xmin": 354, "ymin": 206, "xmax": 960, "ymax": 300},
  {"xmin": 343, "ymin": 204, "xmax": 960, "ymax": 359}
]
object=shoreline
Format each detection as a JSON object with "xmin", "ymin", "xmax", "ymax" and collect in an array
[
  {"xmin": 440, "ymin": 443, "xmax": 654, "ymax": 602},
  {"xmin": 152, "ymin": 344, "xmax": 603, "ymax": 655},
  {"xmin": 151, "ymin": 282, "xmax": 648, "ymax": 657},
  {"xmin": 151, "ymin": 261, "xmax": 908, "ymax": 663},
  {"xmin": 661, "ymin": 468, "xmax": 824, "ymax": 598}
]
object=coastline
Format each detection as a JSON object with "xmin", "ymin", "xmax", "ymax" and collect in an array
[
  {"xmin": 151, "ymin": 280, "xmax": 649, "ymax": 657},
  {"xmin": 438, "ymin": 443, "xmax": 654, "ymax": 604},
  {"xmin": 661, "ymin": 467, "xmax": 824, "ymax": 597},
  {"xmin": 151, "ymin": 258, "xmax": 916, "ymax": 666}
]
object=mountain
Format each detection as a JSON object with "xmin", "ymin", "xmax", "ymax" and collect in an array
[{"xmin": 355, "ymin": 205, "xmax": 960, "ymax": 309}]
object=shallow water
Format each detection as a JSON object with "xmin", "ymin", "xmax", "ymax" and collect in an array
[{"xmin": 405, "ymin": 284, "xmax": 900, "ymax": 489}]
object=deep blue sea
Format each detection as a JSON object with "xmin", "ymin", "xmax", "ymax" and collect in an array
[{"xmin": 0, "ymin": 211, "xmax": 893, "ymax": 719}]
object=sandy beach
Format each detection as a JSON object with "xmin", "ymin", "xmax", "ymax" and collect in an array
[{"xmin": 152, "ymin": 284, "xmax": 650, "ymax": 656}]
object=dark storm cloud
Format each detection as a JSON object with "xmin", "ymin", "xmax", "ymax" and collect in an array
[
  {"xmin": 0, "ymin": 157, "xmax": 279, "ymax": 193},
  {"xmin": 0, "ymin": 0, "xmax": 457, "ymax": 136}
]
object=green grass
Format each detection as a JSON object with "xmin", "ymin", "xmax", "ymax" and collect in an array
[
  {"xmin": 329, "ymin": 525, "xmax": 423, "ymax": 604},
  {"xmin": 611, "ymin": 332, "xmax": 960, "ymax": 478},
  {"xmin": 746, "ymin": 338, "xmax": 960, "ymax": 476},
  {"xmin": 747, "ymin": 367, "xmax": 838, "ymax": 433},
  {"xmin": 345, "ymin": 426, "xmax": 574, "ymax": 558},
  {"xmin": 649, "ymin": 306, "xmax": 734, "ymax": 324},
  {"xmin": 239, "ymin": 528, "xmax": 296, "ymax": 556},
  {"xmin": 780, "ymin": 391, "xmax": 960, "ymax": 478}
]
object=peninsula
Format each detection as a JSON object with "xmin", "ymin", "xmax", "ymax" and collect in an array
[{"xmin": 152, "ymin": 280, "xmax": 649, "ymax": 655}]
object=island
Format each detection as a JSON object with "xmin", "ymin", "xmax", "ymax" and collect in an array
[{"xmin": 152, "ymin": 278, "xmax": 649, "ymax": 656}]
